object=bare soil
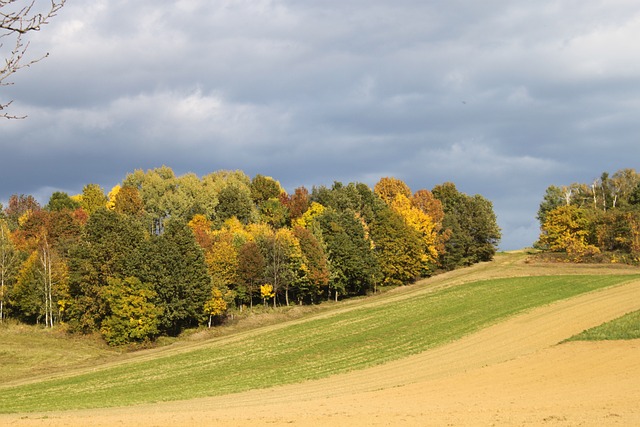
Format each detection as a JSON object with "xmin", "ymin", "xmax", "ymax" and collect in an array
[{"xmin": 4, "ymin": 274, "xmax": 639, "ymax": 426}]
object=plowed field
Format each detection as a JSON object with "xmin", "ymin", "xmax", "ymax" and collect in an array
[{"xmin": 4, "ymin": 274, "xmax": 639, "ymax": 426}]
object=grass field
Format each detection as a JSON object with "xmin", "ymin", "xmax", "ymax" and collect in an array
[
  {"xmin": 0, "ymin": 266, "xmax": 638, "ymax": 414},
  {"xmin": 566, "ymin": 309, "xmax": 640, "ymax": 341}
]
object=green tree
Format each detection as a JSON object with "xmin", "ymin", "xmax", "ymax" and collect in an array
[
  {"xmin": 433, "ymin": 183, "xmax": 501, "ymax": 269},
  {"xmin": 143, "ymin": 219, "xmax": 211, "ymax": 335},
  {"xmin": 216, "ymin": 183, "xmax": 255, "ymax": 225},
  {"xmin": 80, "ymin": 184, "xmax": 107, "ymax": 216},
  {"xmin": 0, "ymin": 219, "xmax": 20, "ymax": 322},
  {"xmin": 46, "ymin": 191, "xmax": 80, "ymax": 212},
  {"xmin": 100, "ymin": 277, "xmax": 162, "ymax": 346},
  {"xmin": 250, "ymin": 174, "xmax": 283, "ymax": 205},
  {"xmin": 66, "ymin": 209, "xmax": 147, "ymax": 333},
  {"xmin": 237, "ymin": 241, "xmax": 265, "ymax": 308},
  {"xmin": 317, "ymin": 209, "xmax": 378, "ymax": 300}
]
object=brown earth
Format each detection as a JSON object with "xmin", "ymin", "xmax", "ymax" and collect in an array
[{"xmin": 3, "ymin": 276, "xmax": 639, "ymax": 427}]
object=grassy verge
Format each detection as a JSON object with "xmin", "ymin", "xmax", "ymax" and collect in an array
[
  {"xmin": 0, "ymin": 274, "xmax": 637, "ymax": 413},
  {"xmin": 565, "ymin": 310, "xmax": 640, "ymax": 342},
  {"xmin": 0, "ymin": 322, "xmax": 118, "ymax": 383}
]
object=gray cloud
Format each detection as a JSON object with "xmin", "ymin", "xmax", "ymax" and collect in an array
[{"xmin": 2, "ymin": 0, "xmax": 640, "ymax": 249}]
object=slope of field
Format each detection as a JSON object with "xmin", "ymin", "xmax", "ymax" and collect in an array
[{"xmin": 1, "ymin": 252, "xmax": 640, "ymax": 425}]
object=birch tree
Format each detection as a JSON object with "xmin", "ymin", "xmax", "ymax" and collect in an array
[{"xmin": 0, "ymin": 219, "xmax": 19, "ymax": 322}]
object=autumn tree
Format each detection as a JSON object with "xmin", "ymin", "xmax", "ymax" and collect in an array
[
  {"xmin": 285, "ymin": 186, "xmax": 310, "ymax": 222},
  {"xmin": 114, "ymin": 185, "xmax": 145, "ymax": 217},
  {"xmin": 1, "ymin": 0, "xmax": 66, "ymax": 118},
  {"xmin": 373, "ymin": 177, "xmax": 411, "ymax": 205},
  {"xmin": 0, "ymin": 218, "xmax": 20, "ymax": 322},
  {"xmin": 257, "ymin": 228, "xmax": 303, "ymax": 307},
  {"xmin": 250, "ymin": 174, "xmax": 283, "ymax": 205},
  {"xmin": 216, "ymin": 183, "xmax": 255, "ymax": 225},
  {"xmin": 3, "ymin": 193, "xmax": 39, "ymax": 229},
  {"xmin": 293, "ymin": 226, "xmax": 329, "ymax": 303},
  {"xmin": 539, "ymin": 205, "xmax": 599, "ymax": 261},
  {"xmin": 370, "ymin": 206, "xmax": 423, "ymax": 287}
]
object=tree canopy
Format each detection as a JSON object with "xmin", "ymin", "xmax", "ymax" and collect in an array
[{"xmin": 1, "ymin": 167, "xmax": 501, "ymax": 345}]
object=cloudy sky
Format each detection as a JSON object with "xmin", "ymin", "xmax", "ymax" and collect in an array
[{"xmin": 2, "ymin": 0, "xmax": 640, "ymax": 250}]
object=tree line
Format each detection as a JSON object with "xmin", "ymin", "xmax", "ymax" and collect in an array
[
  {"xmin": 537, "ymin": 168, "xmax": 640, "ymax": 262},
  {"xmin": 0, "ymin": 167, "xmax": 501, "ymax": 345}
]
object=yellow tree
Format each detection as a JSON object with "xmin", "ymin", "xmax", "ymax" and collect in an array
[
  {"xmin": 390, "ymin": 194, "xmax": 440, "ymax": 267},
  {"xmin": 106, "ymin": 185, "xmax": 121, "ymax": 210},
  {"xmin": 539, "ymin": 205, "xmax": 599, "ymax": 261},
  {"xmin": 374, "ymin": 177, "xmax": 411, "ymax": 204},
  {"xmin": 292, "ymin": 202, "xmax": 325, "ymax": 229},
  {"xmin": 204, "ymin": 286, "xmax": 228, "ymax": 327}
]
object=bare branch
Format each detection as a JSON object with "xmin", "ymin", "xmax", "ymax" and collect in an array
[{"xmin": 1, "ymin": 0, "xmax": 65, "ymax": 118}]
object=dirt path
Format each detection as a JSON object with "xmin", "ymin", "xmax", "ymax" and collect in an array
[{"xmin": 4, "ymin": 278, "xmax": 639, "ymax": 426}]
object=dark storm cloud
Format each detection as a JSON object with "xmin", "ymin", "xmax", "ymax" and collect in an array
[{"xmin": 2, "ymin": 0, "xmax": 640, "ymax": 249}]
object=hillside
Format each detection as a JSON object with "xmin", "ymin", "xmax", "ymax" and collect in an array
[{"xmin": 1, "ymin": 251, "xmax": 639, "ymax": 425}]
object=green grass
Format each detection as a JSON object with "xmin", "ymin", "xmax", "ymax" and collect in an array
[
  {"xmin": 0, "ymin": 274, "xmax": 637, "ymax": 413},
  {"xmin": 565, "ymin": 310, "xmax": 640, "ymax": 342},
  {"xmin": 0, "ymin": 322, "xmax": 117, "ymax": 383}
]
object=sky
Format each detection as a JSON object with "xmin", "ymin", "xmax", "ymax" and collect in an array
[{"xmin": 2, "ymin": 0, "xmax": 640, "ymax": 250}]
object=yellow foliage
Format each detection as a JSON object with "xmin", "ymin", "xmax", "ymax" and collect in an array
[
  {"xmin": 204, "ymin": 286, "xmax": 228, "ymax": 317},
  {"xmin": 17, "ymin": 210, "xmax": 32, "ymax": 227},
  {"xmin": 260, "ymin": 283, "xmax": 275, "ymax": 299},
  {"xmin": 391, "ymin": 194, "xmax": 439, "ymax": 264},
  {"xmin": 292, "ymin": 202, "xmax": 325, "ymax": 228},
  {"xmin": 188, "ymin": 214, "xmax": 212, "ymax": 233},
  {"xmin": 205, "ymin": 234, "xmax": 238, "ymax": 286},
  {"xmin": 374, "ymin": 177, "xmax": 411, "ymax": 204},
  {"xmin": 106, "ymin": 185, "xmax": 121, "ymax": 211},
  {"xmin": 539, "ymin": 205, "xmax": 600, "ymax": 261}
]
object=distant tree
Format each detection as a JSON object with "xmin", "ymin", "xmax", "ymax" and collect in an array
[
  {"xmin": 374, "ymin": 177, "xmax": 411, "ymax": 204},
  {"xmin": 250, "ymin": 174, "xmax": 283, "ymax": 205},
  {"xmin": 114, "ymin": 185, "xmax": 145, "ymax": 217},
  {"xmin": 46, "ymin": 191, "xmax": 80, "ymax": 212},
  {"xmin": 216, "ymin": 183, "xmax": 255, "ymax": 225},
  {"xmin": 203, "ymin": 286, "xmax": 228, "ymax": 327},
  {"xmin": 537, "ymin": 185, "xmax": 565, "ymax": 226},
  {"xmin": 285, "ymin": 186, "xmax": 310, "ymax": 222},
  {"xmin": 1, "ymin": 0, "xmax": 66, "ymax": 118},
  {"xmin": 80, "ymin": 184, "xmax": 107, "ymax": 216},
  {"xmin": 4, "ymin": 194, "xmax": 40, "ymax": 229},
  {"xmin": 258, "ymin": 198, "xmax": 288, "ymax": 228},
  {"xmin": 257, "ymin": 228, "xmax": 303, "ymax": 307}
]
